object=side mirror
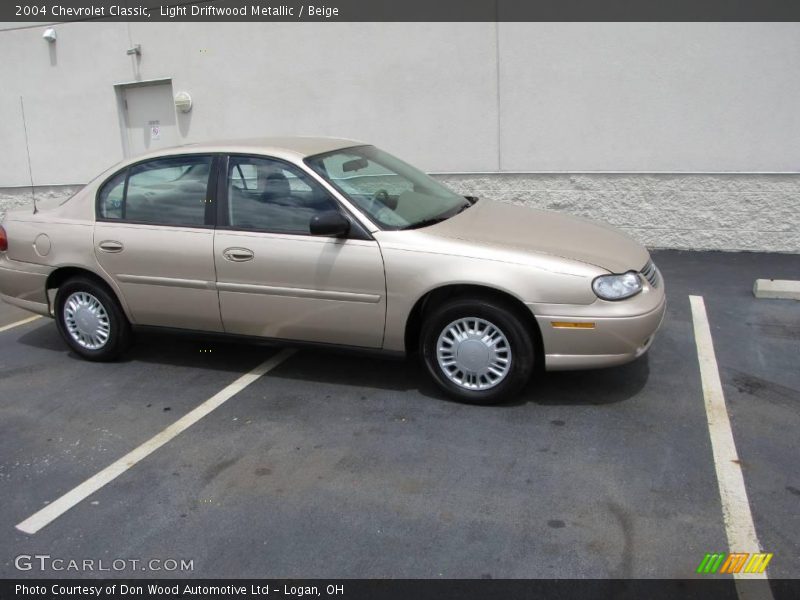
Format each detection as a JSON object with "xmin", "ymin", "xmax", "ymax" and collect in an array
[{"xmin": 310, "ymin": 210, "xmax": 350, "ymax": 237}]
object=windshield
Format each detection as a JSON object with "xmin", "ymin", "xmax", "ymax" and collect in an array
[{"xmin": 305, "ymin": 145, "xmax": 470, "ymax": 230}]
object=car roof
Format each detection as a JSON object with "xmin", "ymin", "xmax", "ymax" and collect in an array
[{"xmin": 133, "ymin": 136, "xmax": 366, "ymax": 161}]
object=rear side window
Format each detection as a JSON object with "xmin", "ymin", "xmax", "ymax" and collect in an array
[
  {"xmin": 98, "ymin": 171, "xmax": 126, "ymax": 219},
  {"xmin": 97, "ymin": 155, "xmax": 213, "ymax": 226}
]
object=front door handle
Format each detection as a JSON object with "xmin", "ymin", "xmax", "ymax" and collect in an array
[
  {"xmin": 98, "ymin": 240, "xmax": 124, "ymax": 253},
  {"xmin": 222, "ymin": 247, "xmax": 254, "ymax": 262}
]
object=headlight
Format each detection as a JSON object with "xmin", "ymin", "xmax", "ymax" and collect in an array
[{"xmin": 592, "ymin": 271, "xmax": 642, "ymax": 301}]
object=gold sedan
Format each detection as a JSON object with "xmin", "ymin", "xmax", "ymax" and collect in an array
[{"xmin": 0, "ymin": 138, "xmax": 665, "ymax": 404}]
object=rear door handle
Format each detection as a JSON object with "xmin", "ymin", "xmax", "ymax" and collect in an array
[
  {"xmin": 222, "ymin": 247, "xmax": 254, "ymax": 262},
  {"xmin": 98, "ymin": 240, "xmax": 124, "ymax": 253}
]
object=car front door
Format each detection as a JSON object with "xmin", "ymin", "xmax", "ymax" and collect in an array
[
  {"xmin": 213, "ymin": 154, "xmax": 386, "ymax": 348},
  {"xmin": 94, "ymin": 154, "xmax": 223, "ymax": 332}
]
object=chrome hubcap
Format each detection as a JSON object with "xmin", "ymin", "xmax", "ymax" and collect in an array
[
  {"xmin": 436, "ymin": 317, "xmax": 512, "ymax": 390},
  {"xmin": 63, "ymin": 291, "xmax": 111, "ymax": 350}
]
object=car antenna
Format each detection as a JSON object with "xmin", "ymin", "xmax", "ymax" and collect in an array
[{"xmin": 20, "ymin": 96, "xmax": 38, "ymax": 214}]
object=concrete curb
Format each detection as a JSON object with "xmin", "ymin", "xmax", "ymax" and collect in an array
[{"xmin": 753, "ymin": 279, "xmax": 800, "ymax": 300}]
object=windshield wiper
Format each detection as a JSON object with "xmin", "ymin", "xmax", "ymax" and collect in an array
[
  {"xmin": 402, "ymin": 201, "xmax": 474, "ymax": 230},
  {"xmin": 403, "ymin": 216, "xmax": 450, "ymax": 230}
]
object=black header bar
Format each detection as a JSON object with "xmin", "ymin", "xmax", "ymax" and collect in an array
[
  {"xmin": 3, "ymin": 0, "xmax": 800, "ymax": 23},
  {"xmin": 3, "ymin": 579, "xmax": 800, "ymax": 600}
]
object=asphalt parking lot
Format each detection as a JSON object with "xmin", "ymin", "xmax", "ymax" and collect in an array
[{"xmin": 1, "ymin": 250, "xmax": 798, "ymax": 581}]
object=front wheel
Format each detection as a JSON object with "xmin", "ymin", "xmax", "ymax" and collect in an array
[
  {"xmin": 55, "ymin": 277, "xmax": 131, "ymax": 361},
  {"xmin": 420, "ymin": 297, "xmax": 536, "ymax": 404}
]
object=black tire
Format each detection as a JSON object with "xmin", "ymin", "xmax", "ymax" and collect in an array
[
  {"xmin": 55, "ymin": 277, "xmax": 132, "ymax": 361},
  {"xmin": 420, "ymin": 296, "xmax": 536, "ymax": 405}
]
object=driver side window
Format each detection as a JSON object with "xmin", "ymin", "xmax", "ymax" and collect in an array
[{"xmin": 227, "ymin": 156, "xmax": 338, "ymax": 234}]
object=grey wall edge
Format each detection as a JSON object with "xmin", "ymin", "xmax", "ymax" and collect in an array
[
  {"xmin": 0, "ymin": 184, "xmax": 84, "ymax": 220},
  {"xmin": 1, "ymin": 174, "xmax": 798, "ymax": 254},
  {"xmin": 434, "ymin": 173, "xmax": 800, "ymax": 254}
]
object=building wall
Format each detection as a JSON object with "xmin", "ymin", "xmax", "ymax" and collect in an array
[
  {"xmin": 498, "ymin": 23, "xmax": 800, "ymax": 172},
  {"xmin": 2, "ymin": 22, "xmax": 799, "ymax": 251},
  {"xmin": 438, "ymin": 174, "xmax": 800, "ymax": 253}
]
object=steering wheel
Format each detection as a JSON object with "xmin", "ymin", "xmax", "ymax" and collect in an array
[
  {"xmin": 366, "ymin": 189, "xmax": 390, "ymax": 214},
  {"xmin": 374, "ymin": 189, "xmax": 389, "ymax": 205}
]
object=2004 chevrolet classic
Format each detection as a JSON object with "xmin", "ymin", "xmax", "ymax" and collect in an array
[{"xmin": 0, "ymin": 138, "xmax": 665, "ymax": 403}]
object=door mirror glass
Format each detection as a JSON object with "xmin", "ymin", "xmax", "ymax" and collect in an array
[{"xmin": 310, "ymin": 211, "xmax": 350, "ymax": 237}]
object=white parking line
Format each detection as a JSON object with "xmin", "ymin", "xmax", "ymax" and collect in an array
[
  {"xmin": 690, "ymin": 296, "xmax": 773, "ymax": 599},
  {"xmin": 16, "ymin": 347, "xmax": 297, "ymax": 535},
  {"xmin": 0, "ymin": 315, "xmax": 42, "ymax": 332}
]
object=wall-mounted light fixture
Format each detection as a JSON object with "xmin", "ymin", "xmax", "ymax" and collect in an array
[
  {"xmin": 174, "ymin": 91, "xmax": 193, "ymax": 113},
  {"xmin": 126, "ymin": 44, "xmax": 141, "ymax": 56},
  {"xmin": 42, "ymin": 28, "xmax": 57, "ymax": 43}
]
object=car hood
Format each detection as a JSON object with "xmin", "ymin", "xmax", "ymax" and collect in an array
[{"xmin": 427, "ymin": 199, "xmax": 649, "ymax": 273}]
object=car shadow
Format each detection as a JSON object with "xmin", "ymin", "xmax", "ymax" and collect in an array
[
  {"xmin": 268, "ymin": 348, "xmax": 649, "ymax": 407},
  {"xmin": 517, "ymin": 356, "xmax": 650, "ymax": 406},
  {"xmin": 17, "ymin": 323, "xmax": 649, "ymax": 406},
  {"xmin": 17, "ymin": 323, "xmax": 265, "ymax": 375}
]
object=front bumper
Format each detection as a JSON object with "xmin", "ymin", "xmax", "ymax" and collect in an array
[{"xmin": 528, "ymin": 274, "xmax": 667, "ymax": 371}]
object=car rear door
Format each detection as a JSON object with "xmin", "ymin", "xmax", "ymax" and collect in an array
[
  {"xmin": 213, "ymin": 154, "xmax": 386, "ymax": 348},
  {"xmin": 94, "ymin": 154, "xmax": 223, "ymax": 332}
]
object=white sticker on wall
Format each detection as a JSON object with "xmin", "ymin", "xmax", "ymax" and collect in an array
[{"xmin": 149, "ymin": 120, "xmax": 161, "ymax": 141}]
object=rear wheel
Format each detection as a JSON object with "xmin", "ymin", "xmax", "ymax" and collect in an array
[
  {"xmin": 420, "ymin": 297, "xmax": 535, "ymax": 404},
  {"xmin": 55, "ymin": 277, "xmax": 131, "ymax": 361}
]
